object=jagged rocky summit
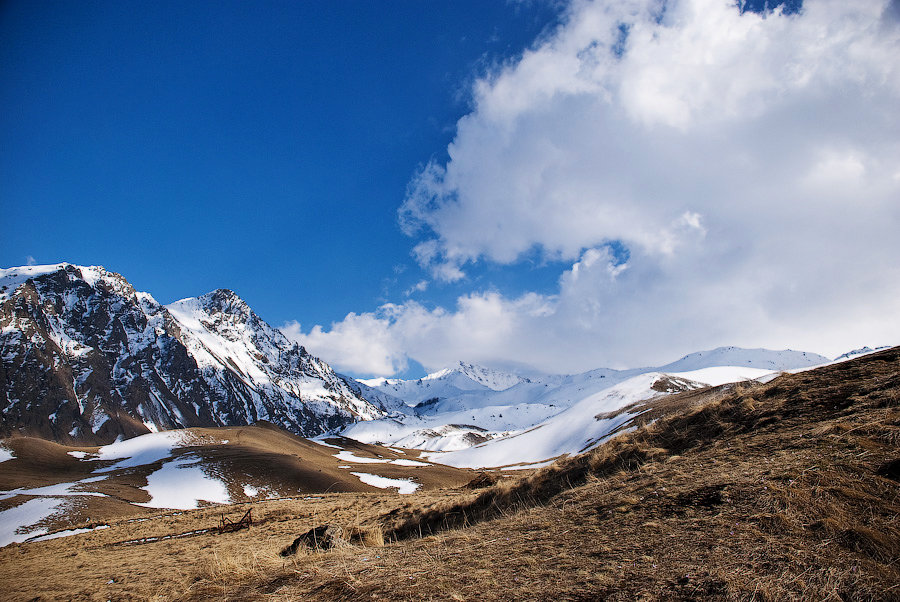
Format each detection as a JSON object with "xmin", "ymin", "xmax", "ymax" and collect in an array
[{"xmin": 0, "ymin": 263, "xmax": 389, "ymax": 444}]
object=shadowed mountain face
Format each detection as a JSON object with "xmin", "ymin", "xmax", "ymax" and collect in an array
[{"xmin": 0, "ymin": 264, "xmax": 386, "ymax": 444}]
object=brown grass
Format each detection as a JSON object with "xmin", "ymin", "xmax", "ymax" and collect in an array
[
  {"xmin": 2, "ymin": 347, "xmax": 899, "ymax": 600},
  {"xmin": 280, "ymin": 347, "xmax": 900, "ymax": 600}
]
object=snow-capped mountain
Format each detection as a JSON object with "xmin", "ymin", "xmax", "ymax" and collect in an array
[
  {"xmin": 360, "ymin": 365, "xmax": 505, "ymax": 408},
  {"xmin": 361, "ymin": 347, "xmax": 829, "ymax": 415},
  {"xmin": 344, "ymin": 346, "xmax": 831, "ymax": 458},
  {"xmin": 357, "ymin": 362, "xmax": 541, "ymax": 420},
  {"xmin": 0, "ymin": 264, "xmax": 386, "ymax": 443},
  {"xmin": 437, "ymin": 362, "xmax": 527, "ymax": 391},
  {"xmin": 335, "ymin": 374, "xmax": 408, "ymax": 415}
]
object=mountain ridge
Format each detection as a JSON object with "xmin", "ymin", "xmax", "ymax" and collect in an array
[
  {"xmin": 0, "ymin": 263, "xmax": 385, "ymax": 444},
  {"xmin": 345, "ymin": 345, "xmax": 834, "ymax": 462}
]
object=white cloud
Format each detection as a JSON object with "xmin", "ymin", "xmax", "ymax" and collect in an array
[
  {"xmin": 281, "ymin": 315, "xmax": 406, "ymax": 376},
  {"xmin": 404, "ymin": 280, "xmax": 429, "ymax": 296},
  {"xmin": 284, "ymin": 292, "xmax": 557, "ymax": 376},
  {"xmin": 294, "ymin": 0, "xmax": 900, "ymax": 376}
]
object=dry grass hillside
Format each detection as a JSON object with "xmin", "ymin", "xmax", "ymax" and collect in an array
[
  {"xmin": 1, "ymin": 347, "xmax": 898, "ymax": 600},
  {"xmin": 0, "ymin": 423, "xmax": 475, "ymax": 532}
]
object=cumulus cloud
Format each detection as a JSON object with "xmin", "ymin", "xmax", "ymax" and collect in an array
[
  {"xmin": 292, "ymin": 0, "xmax": 900, "ymax": 376},
  {"xmin": 284, "ymin": 293, "xmax": 556, "ymax": 375},
  {"xmin": 282, "ymin": 315, "xmax": 406, "ymax": 376}
]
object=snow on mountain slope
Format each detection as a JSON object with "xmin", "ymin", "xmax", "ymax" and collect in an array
[
  {"xmin": 0, "ymin": 263, "xmax": 384, "ymax": 443},
  {"xmin": 166, "ymin": 292, "xmax": 277, "ymax": 387},
  {"xmin": 366, "ymin": 347, "xmax": 829, "ymax": 411},
  {"xmin": 340, "ymin": 399, "xmax": 560, "ymax": 451},
  {"xmin": 362, "ymin": 362, "xmax": 526, "ymax": 409},
  {"xmin": 166, "ymin": 290, "xmax": 383, "ymax": 424},
  {"xmin": 345, "ymin": 346, "xmax": 830, "ymax": 457},
  {"xmin": 666, "ymin": 366, "xmax": 776, "ymax": 387},
  {"xmin": 656, "ymin": 346, "xmax": 828, "ymax": 373},
  {"xmin": 366, "ymin": 371, "xmax": 490, "ymax": 407},
  {"xmin": 422, "ymin": 372, "xmax": 703, "ymax": 469},
  {"xmin": 392, "ymin": 424, "xmax": 497, "ymax": 452},
  {"xmin": 362, "ymin": 347, "xmax": 825, "ymax": 421},
  {"xmin": 337, "ymin": 376, "xmax": 408, "ymax": 414},
  {"xmin": 448, "ymin": 362, "xmax": 526, "ymax": 391},
  {"xmin": 1, "ymin": 265, "xmax": 82, "ymax": 303}
]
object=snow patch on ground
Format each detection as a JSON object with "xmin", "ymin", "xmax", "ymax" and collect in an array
[
  {"xmin": 310, "ymin": 437, "xmax": 343, "ymax": 449},
  {"xmin": 0, "ymin": 497, "xmax": 65, "ymax": 547},
  {"xmin": 334, "ymin": 451, "xmax": 389, "ymax": 464},
  {"xmin": 0, "ymin": 446, "xmax": 14, "ymax": 463},
  {"xmin": 0, "ymin": 479, "xmax": 108, "ymax": 501},
  {"xmin": 350, "ymin": 472, "xmax": 420, "ymax": 494},
  {"xmin": 137, "ymin": 455, "xmax": 230, "ymax": 510},
  {"xmin": 93, "ymin": 431, "xmax": 187, "ymax": 472},
  {"xmin": 389, "ymin": 458, "xmax": 429, "ymax": 467},
  {"xmin": 243, "ymin": 484, "xmax": 259, "ymax": 497},
  {"xmin": 27, "ymin": 524, "xmax": 109, "ymax": 543}
]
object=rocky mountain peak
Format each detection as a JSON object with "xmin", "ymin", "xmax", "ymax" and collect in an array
[
  {"xmin": 1, "ymin": 263, "xmax": 386, "ymax": 444},
  {"xmin": 198, "ymin": 288, "xmax": 251, "ymax": 315}
]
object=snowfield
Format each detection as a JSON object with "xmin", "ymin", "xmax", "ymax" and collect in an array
[{"xmin": 344, "ymin": 347, "xmax": 834, "ymax": 468}]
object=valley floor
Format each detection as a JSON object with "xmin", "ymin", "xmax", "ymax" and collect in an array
[{"xmin": 1, "ymin": 348, "xmax": 898, "ymax": 600}]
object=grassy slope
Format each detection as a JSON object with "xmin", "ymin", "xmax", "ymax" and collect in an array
[
  {"xmin": 1, "ymin": 348, "xmax": 898, "ymax": 600},
  {"xmin": 227, "ymin": 347, "xmax": 900, "ymax": 600}
]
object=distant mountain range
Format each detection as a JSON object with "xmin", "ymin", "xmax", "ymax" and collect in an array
[{"xmin": 342, "ymin": 344, "xmax": 833, "ymax": 465}]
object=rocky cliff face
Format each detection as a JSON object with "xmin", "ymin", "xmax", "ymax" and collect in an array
[{"xmin": 0, "ymin": 264, "xmax": 385, "ymax": 444}]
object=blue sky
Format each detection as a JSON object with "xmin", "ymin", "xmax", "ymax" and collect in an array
[
  {"xmin": 1, "ymin": 0, "xmax": 562, "ymax": 330},
  {"xmin": 3, "ymin": 0, "xmax": 898, "ymax": 378}
]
